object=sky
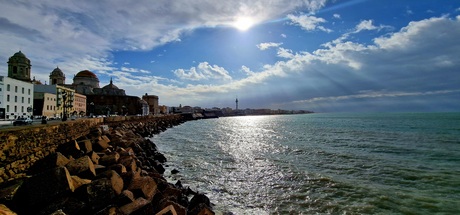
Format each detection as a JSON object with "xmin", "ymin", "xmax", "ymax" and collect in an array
[{"xmin": 1, "ymin": 0, "xmax": 459, "ymax": 113}]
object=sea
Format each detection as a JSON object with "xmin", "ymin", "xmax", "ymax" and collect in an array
[{"xmin": 151, "ymin": 112, "xmax": 460, "ymax": 214}]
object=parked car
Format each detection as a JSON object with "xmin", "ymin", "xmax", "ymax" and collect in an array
[{"xmin": 13, "ymin": 117, "xmax": 32, "ymax": 126}]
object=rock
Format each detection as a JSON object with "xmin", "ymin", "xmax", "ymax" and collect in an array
[
  {"xmin": 127, "ymin": 176, "xmax": 157, "ymax": 200},
  {"xmin": 99, "ymin": 152, "xmax": 120, "ymax": 166},
  {"xmin": 153, "ymin": 160, "xmax": 165, "ymax": 174},
  {"xmin": 65, "ymin": 156, "xmax": 96, "ymax": 179},
  {"xmin": 94, "ymin": 137, "xmax": 110, "ymax": 152},
  {"xmin": 188, "ymin": 203, "xmax": 215, "ymax": 215},
  {"xmin": 87, "ymin": 151, "xmax": 101, "ymax": 165},
  {"xmin": 37, "ymin": 197, "xmax": 86, "ymax": 215},
  {"xmin": 96, "ymin": 170, "xmax": 124, "ymax": 195},
  {"xmin": 28, "ymin": 152, "xmax": 70, "ymax": 175},
  {"xmin": 116, "ymin": 190, "xmax": 135, "ymax": 206},
  {"xmin": 118, "ymin": 156, "xmax": 137, "ymax": 172},
  {"xmin": 75, "ymin": 178, "xmax": 116, "ymax": 213},
  {"xmin": 109, "ymin": 164, "xmax": 127, "ymax": 175},
  {"xmin": 94, "ymin": 206, "xmax": 124, "ymax": 215},
  {"xmin": 0, "ymin": 204, "xmax": 17, "ymax": 215},
  {"xmin": 77, "ymin": 140, "xmax": 93, "ymax": 153},
  {"xmin": 159, "ymin": 200, "xmax": 186, "ymax": 215},
  {"xmin": 156, "ymin": 205, "xmax": 177, "ymax": 215},
  {"xmin": 13, "ymin": 167, "xmax": 74, "ymax": 213},
  {"xmin": 188, "ymin": 193, "xmax": 211, "ymax": 212},
  {"xmin": 70, "ymin": 175, "xmax": 91, "ymax": 191},
  {"xmin": 119, "ymin": 197, "xmax": 153, "ymax": 215},
  {"xmin": 57, "ymin": 140, "xmax": 84, "ymax": 159},
  {"xmin": 171, "ymin": 169, "xmax": 180, "ymax": 174}
]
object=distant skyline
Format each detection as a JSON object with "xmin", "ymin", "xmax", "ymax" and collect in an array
[{"xmin": 1, "ymin": 0, "xmax": 459, "ymax": 112}]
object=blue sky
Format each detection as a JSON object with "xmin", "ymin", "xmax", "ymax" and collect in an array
[{"xmin": 1, "ymin": 0, "xmax": 459, "ymax": 112}]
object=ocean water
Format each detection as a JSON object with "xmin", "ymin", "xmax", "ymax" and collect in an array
[{"xmin": 151, "ymin": 113, "xmax": 460, "ymax": 214}]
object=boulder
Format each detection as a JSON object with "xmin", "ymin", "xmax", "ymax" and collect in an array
[
  {"xmin": 156, "ymin": 205, "xmax": 177, "ymax": 215},
  {"xmin": 97, "ymin": 170, "xmax": 124, "ymax": 195},
  {"xmin": 13, "ymin": 167, "xmax": 74, "ymax": 213},
  {"xmin": 87, "ymin": 151, "xmax": 101, "ymax": 165},
  {"xmin": 70, "ymin": 175, "xmax": 91, "ymax": 191},
  {"xmin": 127, "ymin": 176, "xmax": 157, "ymax": 200},
  {"xmin": 75, "ymin": 178, "xmax": 116, "ymax": 213},
  {"xmin": 77, "ymin": 140, "xmax": 93, "ymax": 153},
  {"xmin": 65, "ymin": 156, "xmax": 96, "ymax": 179},
  {"xmin": 0, "ymin": 204, "xmax": 17, "ymax": 215},
  {"xmin": 159, "ymin": 200, "xmax": 186, "ymax": 215},
  {"xmin": 99, "ymin": 152, "xmax": 120, "ymax": 166},
  {"xmin": 28, "ymin": 152, "xmax": 70, "ymax": 175},
  {"xmin": 94, "ymin": 206, "xmax": 124, "ymax": 215},
  {"xmin": 188, "ymin": 193, "xmax": 211, "ymax": 212},
  {"xmin": 119, "ymin": 197, "xmax": 153, "ymax": 215}
]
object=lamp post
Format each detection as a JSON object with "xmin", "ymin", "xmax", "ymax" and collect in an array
[{"xmin": 89, "ymin": 102, "xmax": 94, "ymax": 117}]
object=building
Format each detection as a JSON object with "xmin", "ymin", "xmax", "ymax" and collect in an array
[
  {"xmin": 33, "ymin": 92, "xmax": 56, "ymax": 118},
  {"xmin": 34, "ymin": 84, "xmax": 78, "ymax": 119},
  {"xmin": 0, "ymin": 51, "xmax": 34, "ymax": 120},
  {"xmin": 73, "ymin": 93, "xmax": 86, "ymax": 116},
  {"xmin": 142, "ymin": 93, "xmax": 159, "ymax": 115},
  {"xmin": 49, "ymin": 69, "xmax": 145, "ymax": 116},
  {"xmin": 0, "ymin": 76, "xmax": 34, "ymax": 119}
]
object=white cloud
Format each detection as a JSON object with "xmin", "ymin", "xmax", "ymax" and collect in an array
[
  {"xmin": 354, "ymin": 20, "xmax": 391, "ymax": 33},
  {"xmin": 292, "ymin": 89, "xmax": 460, "ymax": 104},
  {"xmin": 257, "ymin": 42, "xmax": 283, "ymax": 50},
  {"xmin": 287, "ymin": 14, "xmax": 332, "ymax": 32},
  {"xmin": 0, "ymin": 0, "xmax": 327, "ymax": 83},
  {"xmin": 173, "ymin": 62, "xmax": 232, "ymax": 81},
  {"xmin": 333, "ymin": 14, "xmax": 341, "ymax": 19},
  {"xmin": 277, "ymin": 48, "xmax": 295, "ymax": 59},
  {"xmin": 281, "ymin": 33, "xmax": 287, "ymax": 38},
  {"xmin": 241, "ymin": 65, "xmax": 255, "ymax": 76}
]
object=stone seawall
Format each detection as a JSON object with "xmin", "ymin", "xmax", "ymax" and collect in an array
[
  {"xmin": 0, "ymin": 118, "xmax": 104, "ymax": 183},
  {"xmin": 0, "ymin": 115, "xmax": 215, "ymax": 214}
]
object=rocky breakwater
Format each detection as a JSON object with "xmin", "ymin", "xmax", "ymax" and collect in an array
[{"xmin": 0, "ymin": 115, "xmax": 215, "ymax": 215}]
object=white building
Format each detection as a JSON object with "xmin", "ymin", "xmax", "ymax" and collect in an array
[{"xmin": 0, "ymin": 76, "xmax": 34, "ymax": 119}]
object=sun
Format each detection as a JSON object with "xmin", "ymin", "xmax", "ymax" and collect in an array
[{"xmin": 233, "ymin": 17, "xmax": 255, "ymax": 31}]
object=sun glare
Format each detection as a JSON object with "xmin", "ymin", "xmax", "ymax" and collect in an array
[{"xmin": 233, "ymin": 17, "xmax": 254, "ymax": 31}]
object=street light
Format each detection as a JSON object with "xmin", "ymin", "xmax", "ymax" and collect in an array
[{"xmin": 89, "ymin": 102, "xmax": 94, "ymax": 117}]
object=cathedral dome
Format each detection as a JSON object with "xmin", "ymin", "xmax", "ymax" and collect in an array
[
  {"xmin": 51, "ymin": 67, "xmax": 64, "ymax": 77},
  {"xmin": 76, "ymin": 70, "xmax": 98, "ymax": 79},
  {"xmin": 103, "ymin": 78, "xmax": 119, "ymax": 89}
]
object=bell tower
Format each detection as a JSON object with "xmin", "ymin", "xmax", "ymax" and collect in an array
[
  {"xmin": 8, "ymin": 51, "xmax": 32, "ymax": 82},
  {"xmin": 49, "ymin": 67, "xmax": 66, "ymax": 85}
]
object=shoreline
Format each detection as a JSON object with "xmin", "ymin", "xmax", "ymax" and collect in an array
[{"xmin": 0, "ymin": 115, "xmax": 216, "ymax": 214}]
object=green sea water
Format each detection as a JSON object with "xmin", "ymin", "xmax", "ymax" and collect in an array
[{"xmin": 152, "ymin": 112, "xmax": 460, "ymax": 214}]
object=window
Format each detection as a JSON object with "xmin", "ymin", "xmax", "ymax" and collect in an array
[
  {"xmin": 7, "ymin": 84, "xmax": 10, "ymax": 91},
  {"xmin": 14, "ymin": 106, "xmax": 17, "ymax": 112},
  {"xmin": 22, "ymin": 87, "xmax": 24, "ymax": 94},
  {"xmin": 6, "ymin": 105, "xmax": 9, "ymax": 112},
  {"xmin": 28, "ymin": 98, "xmax": 30, "ymax": 103},
  {"xmin": 28, "ymin": 89, "xmax": 31, "ymax": 95},
  {"xmin": 7, "ymin": 95, "xmax": 9, "ymax": 102},
  {"xmin": 22, "ymin": 97, "xmax": 24, "ymax": 103},
  {"xmin": 15, "ymin": 86, "xmax": 18, "ymax": 93},
  {"xmin": 21, "ymin": 106, "xmax": 24, "ymax": 112},
  {"xmin": 15, "ymin": 96, "xmax": 17, "ymax": 102}
]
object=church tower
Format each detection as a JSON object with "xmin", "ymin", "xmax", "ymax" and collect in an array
[
  {"xmin": 49, "ymin": 67, "xmax": 66, "ymax": 85},
  {"xmin": 7, "ymin": 51, "xmax": 32, "ymax": 82}
]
